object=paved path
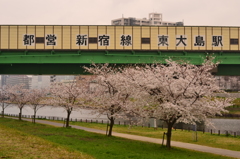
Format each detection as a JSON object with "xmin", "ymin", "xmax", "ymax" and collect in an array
[{"xmin": 11, "ymin": 118, "xmax": 240, "ymax": 158}]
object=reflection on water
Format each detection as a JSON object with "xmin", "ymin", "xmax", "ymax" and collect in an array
[{"xmin": 4, "ymin": 104, "xmax": 107, "ymax": 120}]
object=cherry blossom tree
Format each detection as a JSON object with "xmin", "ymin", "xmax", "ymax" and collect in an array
[
  {"xmin": 28, "ymin": 88, "xmax": 48, "ymax": 123},
  {"xmin": 84, "ymin": 64, "xmax": 142, "ymax": 136},
  {"xmin": 0, "ymin": 85, "xmax": 11, "ymax": 118},
  {"xmin": 121, "ymin": 58, "xmax": 233, "ymax": 149},
  {"xmin": 8, "ymin": 84, "xmax": 30, "ymax": 120},
  {"xmin": 49, "ymin": 81, "xmax": 88, "ymax": 127}
]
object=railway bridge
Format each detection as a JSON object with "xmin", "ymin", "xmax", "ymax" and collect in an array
[{"xmin": 0, "ymin": 25, "xmax": 239, "ymax": 75}]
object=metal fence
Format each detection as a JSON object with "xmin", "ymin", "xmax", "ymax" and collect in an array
[{"xmin": 4, "ymin": 113, "xmax": 240, "ymax": 137}]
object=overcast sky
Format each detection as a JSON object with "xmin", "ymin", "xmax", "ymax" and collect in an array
[{"xmin": 0, "ymin": 0, "xmax": 239, "ymax": 26}]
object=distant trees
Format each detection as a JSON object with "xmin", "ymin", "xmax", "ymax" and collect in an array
[
  {"xmin": 28, "ymin": 88, "xmax": 48, "ymax": 123},
  {"xmin": 0, "ymin": 85, "xmax": 11, "ymax": 118},
  {"xmin": 49, "ymin": 82, "xmax": 88, "ymax": 127},
  {"xmin": 3, "ymin": 80, "xmax": 89, "ymax": 126},
  {"xmin": 8, "ymin": 84, "xmax": 30, "ymax": 120}
]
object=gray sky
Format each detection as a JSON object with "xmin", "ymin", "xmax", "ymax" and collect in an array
[{"xmin": 0, "ymin": 0, "xmax": 239, "ymax": 26}]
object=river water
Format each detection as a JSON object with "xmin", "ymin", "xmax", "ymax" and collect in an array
[
  {"xmin": 206, "ymin": 118, "xmax": 240, "ymax": 132},
  {"xmin": 4, "ymin": 105, "xmax": 107, "ymax": 120}
]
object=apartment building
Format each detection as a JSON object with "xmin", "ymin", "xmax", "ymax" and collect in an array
[{"xmin": 111, "ymin": 12, "xmax": 184, "ymax": 26}]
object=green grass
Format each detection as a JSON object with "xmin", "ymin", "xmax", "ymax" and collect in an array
[
  {"xmin": 225, "ymin": 98, "xmax": 240, "ymax": 114},
  {"xmin": 232, "ymin": 98, "xmax": 240, "ymax": 106},
  {"xmin": 228, "ymin": 98, "xmax": 240, "ymax": 114},
  {"xmin": 0, "ymin": 120, "xmax": 93, "ymax": 159},
  {"xmin": 226, "ymin": 107, "xmax": 240, "ymax": 115},
  {"xmin": 0, "ymin": 118, "xmax": 235, "ymax": 159},
  {"xmin": 227, "ymin": 109, "xmax": 240, "ymax": 115},
  {"xmin": 57, "ymin": 121, "xmax": 240, "ymax": 152}
]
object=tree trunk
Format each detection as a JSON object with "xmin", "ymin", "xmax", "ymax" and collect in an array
[
  {"xmin": 19, "ymin": 108, "xmax": 22, "ymax": 120},
  {"xmin": 108, "ymin": 116, "xmax": 115, "ymax": 136},
  {"xmin": 33, "ymin": 110, "xmax": 37, "ymax": 124},
  {"xmin": 166, "ymin": 122, "xmax": 173, "ymax": 149},
  {"xmin": 2, "ymin": 103, "xmax": 4, "ymax": 118},
  {"xmin": 66, "ymin": 110, "xmax": 71, "ymax": 128}
]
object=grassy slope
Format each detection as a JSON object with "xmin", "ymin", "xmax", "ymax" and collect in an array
[
  {"xmin": 0, "ymin": 118, "xmax": 234, "ymax": 159},
  {"xmin": 0, "ymin": 122, "xmax": 93, "ymax": 159},
  {"xmin": 63, "ymin": 121, "xmax": 240, "ymax": 151}
]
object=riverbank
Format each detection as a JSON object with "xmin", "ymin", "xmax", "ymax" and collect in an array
[
  {"xmin": 1, "ymin": 118, "xmax": 235, "ymax": 159},
  {"xmin": 45, "ymin": 119, "xmax": 240, "ymax": 152}
]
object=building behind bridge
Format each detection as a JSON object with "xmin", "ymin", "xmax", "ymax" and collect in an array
[
  {"xmin": 1, "ymin": 75, "xmax": 31, "ymax": 89},
  {"xmin": 111, "ymin": 12, "xmax": 184, "ymax": 26},
  {"xmin": 0, "ymin": 75, "xmax": 239, "ymax": 91}
]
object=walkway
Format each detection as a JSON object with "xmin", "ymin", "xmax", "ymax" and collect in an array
[{"xmin": 14, "ymin": 118, "xmax": 240, "ymax": 158}]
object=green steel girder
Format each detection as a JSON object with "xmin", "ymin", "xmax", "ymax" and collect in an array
[
  {"xmin": 0, "ymin": 63, "xmax": 239, "ymax": 75},
  {"xmin": 0, "ymin": 50, "xmax": 240, "ymax": 75},
  {"xmin": 0, "ymin": 50, "xmax": 240, "ymax": 64},
  {"xmin": 0, "ymin": 64, "xmax": 88, "ymax": 75},
  {"xmin": 0, "ymin": 50, "xmax": 206, "ymax": 64}
]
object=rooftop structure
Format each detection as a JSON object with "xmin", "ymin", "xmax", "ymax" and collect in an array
[{"xmin": 111, "ymin": 12, "xmax": 184, "ymax": 26}]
